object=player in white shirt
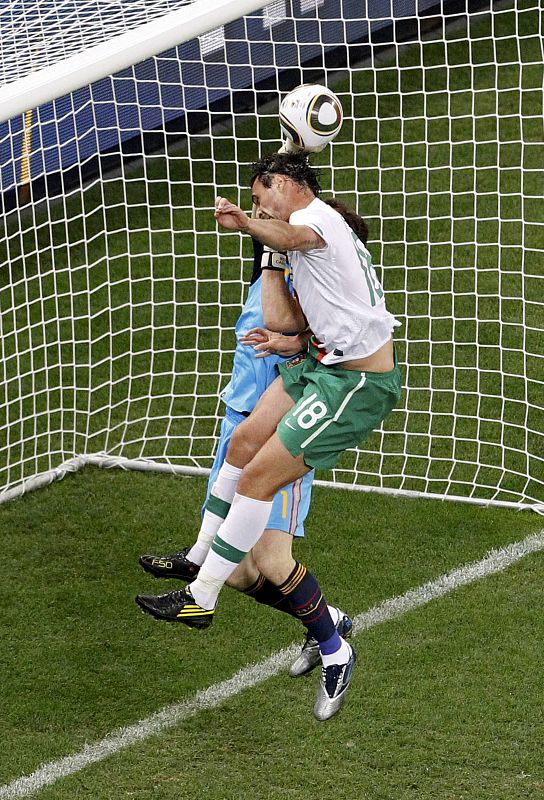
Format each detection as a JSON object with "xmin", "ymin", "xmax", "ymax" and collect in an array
[
  {"xmin": 288, "ymin": 196, "xmax": 400, "ymax": 363},
  {"xmin": 139, "ymin": 153, "xmax": 402, "ymax": 721}
]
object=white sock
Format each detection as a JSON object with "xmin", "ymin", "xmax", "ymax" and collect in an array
[
  {"xmin": 187, "ymin": 552, "xmax": 233, "ymax": 610},
  {"xmin": 189, "ymin": 493, "xmax": 273, "ymax": 609},
  {"xmin": 321, "ymin": 638, "xmax": 352, "ymax": 669},
  {"xmin": 187, "ymin": 461, "xmax": 242, "ymax": 565},
  {"xmin": 186, "ymin": 517, "xmax": 219, "ymax": 567},
  {"xmin": 328, "ymin": 606, "xmax": 340, "ymax": 627},
  {"xmin": 188, "ymin": 563, "xmax": 230, "ymax": 610}
]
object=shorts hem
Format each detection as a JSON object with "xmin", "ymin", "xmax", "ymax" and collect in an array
[{"xmin": 277, "ymin": 423, "xmax": 337, "ymax": 471}]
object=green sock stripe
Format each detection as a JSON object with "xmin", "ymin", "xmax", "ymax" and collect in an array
[
  {"xmin": 211, "ymin": 535, "xmax": 246, "ymax": 564},
  {"xmin": 206, "ymin": 494, "xmax": 231, "ymax": 520}
]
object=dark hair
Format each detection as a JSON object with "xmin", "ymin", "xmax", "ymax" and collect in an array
[
  {"xmin": 324, "ymin": 198, "xmax": 369, "ymax": 245},
  {"xmin": 249, "ymin": 152, "xmax": 322, "ymax": 196}
]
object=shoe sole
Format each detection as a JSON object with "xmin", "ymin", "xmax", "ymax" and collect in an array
[{"xmin": 135, "ymin": 595, "xmax": 213, "ymax": 629}]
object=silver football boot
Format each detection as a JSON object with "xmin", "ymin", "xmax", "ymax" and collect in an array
[
  {"xmin": 288, "ymin": 610, "xmax": 353, "ymax": 678},
  {"xmin": 314, "ymin": 642, "xmax": 357, "ymax": 722}
]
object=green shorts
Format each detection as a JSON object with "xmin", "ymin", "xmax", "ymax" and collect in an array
[{"xmin": 277, "ymin": 351, "xmax": 402, "ymax": 470}]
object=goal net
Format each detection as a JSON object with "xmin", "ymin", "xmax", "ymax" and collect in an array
[{"xmin": 0, "ymin": 0, "xmax": 542, "ymax": 511}]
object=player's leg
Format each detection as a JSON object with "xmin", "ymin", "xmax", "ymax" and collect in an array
[
  {"xmin": 226, "ymin": 434, "xmax": 356, "ymax": 720},
  {"xmin": 228, "ymin": 475, "xmax": 302, "ymax": 613},
  {"xmin": 236, "ymin": 477, "xmax": 349, "ymax": 637},
  {"xmin": 139, "ymin": 351, "xmax": 336, "ymax": 613},
  {"xmin": 181, "ymin": 376, "xmax": 295, "ymax": 565},
  {"xmin": 136, "ymin": 431, "xmax": 308, "ymax": 625},
  {"xmin": 249, "ymin": 522, "xmax": 353, "ymax": 678},
  {"xmin": 138, "ymin": 391, "xmax": 301, "ymax": 603},
  {"xmin": 266, "ymin": 356, "xmax": 401, "ymax": 717},
  {"xmin": 138, "ymin": 374, "xmax": 294, "ymax": 581},
  {"xmin": 187, "ymin": 353, "xmax": 402, "ymax": 713},
  {"xmin": 187, "ymin": 433, "xmax": 352, "ymax": 654},
  {"xmin": 152, "ymin": 355, "xmax": 330, "ymax": 619},
  {"xmin": 262, "ymin": 472, "xmax": 352, "ymax": 678},
  {"xmin": 138, "ymin": 356, "xmax": 308, "ymax": 581},
  {"xmin": 254, "ymin": 475, "xmax": 353, "ymax": 677},
  {"xmin": 137, "ymin": 428, "xmax": 355, "ymax": 719},
  {"xmin": 137, "ymin": 386, "xmax": 305, "ymax": 621},
  {"xmin": 184, "ymin": 435, "xmax": 310, "ymax": 614},
  {"xmin": 138, "ymin": 451, "xmax": 353, "ymax": 669},
  {"xmin": 138, "ymin": 463, "xmax": 352, "ymax": 672},
  {"xmin": 139, "ymin": 407, "xmax": 244, "ymax": 580}
]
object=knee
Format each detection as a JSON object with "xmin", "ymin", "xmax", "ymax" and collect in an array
[
  {"xmin": 228, "ymin": 422, "xmax": 261, "ymax": 467},
  {"xmin": 237, "ymin": 460, "xmax": 275, "ymax": 500}
]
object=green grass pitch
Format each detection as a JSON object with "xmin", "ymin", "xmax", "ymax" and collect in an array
[{"xmin": 1, "ymin": 470, "xmax": 543, "ymax": 799}]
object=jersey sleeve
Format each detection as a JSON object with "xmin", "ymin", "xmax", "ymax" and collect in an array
[{"xmin": 289, "ymin": 207, "xmax": 330, "ymax": 248}]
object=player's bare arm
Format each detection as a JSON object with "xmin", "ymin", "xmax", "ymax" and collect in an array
[
  {"xmin": 215, "ymin": 196, "xmax": 324, "ymax": 252},
  {"xmin": 260, "ymin": 270, "xmax": 307, "ymax": 332},
  {"xmin": 248, "ymin": 217, "xmax": 324, "ymax": 252}
]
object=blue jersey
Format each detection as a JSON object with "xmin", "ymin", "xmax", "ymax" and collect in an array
[
  {"xmin": 220, "ymin": 274, "xmax": 292, "ymax": 414},
  {"xmin": 208, "ymin": 242, "xmax": 314, "ymax": 539}
]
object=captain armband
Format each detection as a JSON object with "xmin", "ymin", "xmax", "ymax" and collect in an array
[{"xmin": 261, "ymin": 247, "xmax": 287, "ymax": 272}]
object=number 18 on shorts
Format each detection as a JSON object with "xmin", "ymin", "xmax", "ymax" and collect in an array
[{"xmin": 277, "ymin": 354, "xmax": 401, "ymax": 470}]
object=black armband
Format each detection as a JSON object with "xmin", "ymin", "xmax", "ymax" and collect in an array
[
  {"xmin": 250, "ymin": 238, "xmax": 265, "ymax": 285},
  {"xmin": 261, "ymin": 248, "xmax": 287, "ymax": 272}
]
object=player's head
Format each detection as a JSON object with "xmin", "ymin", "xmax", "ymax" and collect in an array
[
  {"xmin": 249, "ymin": 153, "xmax": 321, "ymax": 221},
  {"xmin": 324, "ymin": 198, "xmax": 369, "ymax": 245}
]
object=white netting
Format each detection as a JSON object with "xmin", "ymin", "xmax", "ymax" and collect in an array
[
  {"xmin": 0, "ymin": 0, "xmax": 542, "ymax": 510},
  {"xmin": 0, "ymin": 0, "xmax": 195, "ymax": 86}
]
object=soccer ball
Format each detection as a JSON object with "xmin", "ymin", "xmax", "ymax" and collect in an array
[{"xmin": 279, "ymin": 84, "xmax": 343, "ymax": 153}]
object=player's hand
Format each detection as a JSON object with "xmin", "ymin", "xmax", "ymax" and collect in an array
[
  {"xmin": 240, "ymin": 327, "xmax": 305, "ymax": 358},
  {"xmin": 215, "ymin": 196, "xmax": 251, "ymax": 231},
  {"xmin": 277, "ymin": 139, "xmax": 305, "ymax": 155}
]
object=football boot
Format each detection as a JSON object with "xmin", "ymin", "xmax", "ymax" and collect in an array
[
  {"xmin": 135, "ymin": 587, "xmax": 214, "ymax": 629},
  {"xmin": 139, "ymin": 546, "xmax": 199, "ymax": 581},
  {"xmin": 313, "ymin": 642, "xmax": 357, "ymax": 722},
  {"xmin": 289, "ymin": 610, "xmax": 353, "ymax": 678}
]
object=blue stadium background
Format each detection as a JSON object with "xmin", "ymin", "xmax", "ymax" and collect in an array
[{"xmin": 1, "ymin": 0, "xmax": 452, "ymax": 196}]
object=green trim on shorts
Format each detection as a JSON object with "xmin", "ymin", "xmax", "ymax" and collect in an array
[{"xmin": 277, "ymin": 350, "xmax": 402, "ymax": 470}]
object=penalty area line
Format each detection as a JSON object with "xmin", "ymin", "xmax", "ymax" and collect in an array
[{"xmin": 2, "ymin": 528, "xmax": 543, "ymax": 799}]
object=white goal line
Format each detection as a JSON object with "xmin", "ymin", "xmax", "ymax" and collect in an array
[{"xmin": 1, "ymin": 528, "xmax": 543, "ymax": 799}]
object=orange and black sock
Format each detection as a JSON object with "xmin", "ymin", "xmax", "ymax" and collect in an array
[
  {"xmin": 243, "ymin": 574, "xmax": 296, "ymax": 617},
  {"xmin": 277, "ymin": 561, "xmax": 338, "ymax": 646}
]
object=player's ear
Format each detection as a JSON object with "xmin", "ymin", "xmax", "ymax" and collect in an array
[{"xmin": 273, "ymin": 174, "xmax": 287, "ymax": 192}]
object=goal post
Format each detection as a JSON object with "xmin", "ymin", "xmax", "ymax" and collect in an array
[{"xmin": 0, "ymin": 0, "xmax": 542, "ymax": 512}]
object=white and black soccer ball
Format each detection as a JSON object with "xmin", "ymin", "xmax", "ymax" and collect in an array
[{"xmin": 279, "ymin": 84, "xmax": 343, "ymax": 153}]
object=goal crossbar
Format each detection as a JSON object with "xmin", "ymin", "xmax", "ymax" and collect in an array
[{"xmin": 0, "ymin": 0, "xmax": 268, "ymax": 124}]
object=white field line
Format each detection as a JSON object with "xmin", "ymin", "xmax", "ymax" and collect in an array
[{"xmin": 2, "ymin": 528, "xmax": 543, "ymax": 799}]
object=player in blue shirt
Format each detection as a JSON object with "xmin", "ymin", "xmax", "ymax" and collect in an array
[{"xmin": 138, "ymin": 223, "xmax": 352, "ymax": 679}]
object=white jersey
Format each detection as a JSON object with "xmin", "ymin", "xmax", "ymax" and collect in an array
[{"xmin": 288, "ymin": 198, "xmax": 401, "ymax": 365}]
